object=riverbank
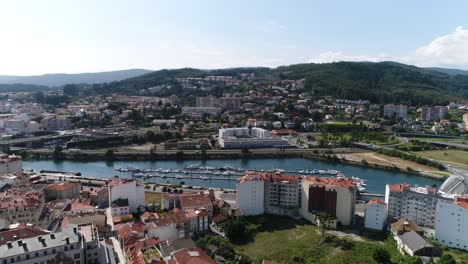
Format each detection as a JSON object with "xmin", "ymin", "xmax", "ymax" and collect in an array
[{"xmin": 18, "ymin": 147, "xmax": 448, "ymax": 181}]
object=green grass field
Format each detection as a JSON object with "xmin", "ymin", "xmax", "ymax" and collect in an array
[
  {"xmin": 416, "ymin": 150, "xmax": 468, "ymax": 168},
  {"xmin": 232, "ymin": 216, "xmax": 417, "ymax": 264},
  {"xmin": 412, "ymin": 137, "xmax": 468, "ymax": 145},
  {"xmin": 145, "ymin": 191, "xmax": 162, "ymax": 205}
]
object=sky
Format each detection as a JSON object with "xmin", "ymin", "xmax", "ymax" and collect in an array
[{"xmin": 1, "ymin": 0, "xmax": 468, "ymax": 75}]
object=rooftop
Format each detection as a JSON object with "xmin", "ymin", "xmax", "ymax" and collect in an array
[
  {"xmin": 305, "ymin": 177, "xmax": 356, "ymax": 189},
  {"xmin": 366, "ymin": 198, "xmax": 386, "ymax": 206},
  {"xmin": 169, "ymin": 247, "xmax": 215, "ymax": 264},
  {"xmin": 44, "ymin": 182, "xmax": 80, "ymax": 191}
]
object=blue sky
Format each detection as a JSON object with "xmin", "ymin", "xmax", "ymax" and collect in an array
[{"xmin": 1, "ymin": 0, "xmax": 468, "ymax": 75}]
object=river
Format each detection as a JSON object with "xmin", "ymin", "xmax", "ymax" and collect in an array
[{"xmin": 23, "ymin": 158, "xmax": 442, "ymax": 195}]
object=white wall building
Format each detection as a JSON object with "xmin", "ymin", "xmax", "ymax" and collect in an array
[
  {"xmin": 385, "ymin": 183, "xmax": 454, "ymax": 229},
  {"xmin": 108, "ymin": 176, "xmax": 145, "ymax": 213},
  {"xmin": 364, "ymin": 198, "xmax": 388, "ymax": 231},
  {"xmin": 236, "ymin": 173, "xmax": 265, "ymax": 215},
  {"xmin": 435, "ymin": 195, "xmax": 468, "ymax": 251}
]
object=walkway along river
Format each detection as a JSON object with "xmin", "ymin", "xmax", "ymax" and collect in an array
[{"xmin": 23, "ymin": 158, "xmax": 442, "ymax": 195}]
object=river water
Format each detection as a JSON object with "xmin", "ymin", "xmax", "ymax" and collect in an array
[{"xmin": 23, "ymin": 158, "xmax": 442, "ymax": 194}]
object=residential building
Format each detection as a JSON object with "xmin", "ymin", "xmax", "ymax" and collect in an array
[
  {"xmin": 0, "ymin": 155, "xmax": 22, "ymax": 175},
  {"xmin": 181, "ymin": 107, "xmax": 221, "ymax": 116},
  {"xmin": 179, "ymin": 193, "xmax": 213, "ymax": 217},
  {"xmin": 218, "ymin": 97, "xmax": 241, "ymax": 111},
  {"xmin": 391, "ymin": 219, "xmax": 441, "ymax": 257},
  {"xmin": 236, "ymin": 173, "xmax": 265, "ymax": 216},
  {"xmin": 0, "ymin": 174, "xmax": 18, "ymax": 190},
  {"xmin": 385, "ymin": 183, "xmax": 454, "ymax": 228},
  {"xmin": 81, "ymin": 187, "xmax": 109, "ymax": 206},
  {"xmin": 383, "ymin": 104, "xmax": 407, "ymax": 119},
  {"xmin": 111, "ymin": 198, "xmax": 130, "ymax": 217},
  {"xmin": 166, "ymin": 247, "xmax": 215, "ymax": 264},
  {"xmin": 0, "ymin": 189, "xmax": 44, "ymax": 225},
  {"xmin": 463, "ymin": 113, "xmax": 468, "ymax": 131},
  {"xmin": 435, "ymin": 195, "xmax": 468, "ymax": 250},
  {"xmin": 364, "ymin": 198, "xmax": 388, "ymax": 231},
  {"xmin": 300, "ymin": 177, "xmax": 356, "ymax": 226},
  {"xmin": 196, "ymin": 96, "xmax": 217, "ymax": 107},
  {"xmin": 0, "ymin": 224, "xmax": 100, "ymax": 264},
  {"xmin": 0, "ymin": 223, "xmax": 49, "ymax": 247},
  {"xmin": 108, "ymin": 176, "xmax": 145, "ymax": 213},
  {"xmin": 62, "ymin": 198, "xmax": 95, "ymax": 216},
  {"xmin": 40, "ymin": 116, "xmax": 72, "ymax": 131},
  {"xmin": 218, "ymin": 127, "xmax": 289, "ymax": 149},
  {"xmin": 420, "ymin": 106, "xmax": 448, "ymax": 121},
  {"xmin": 43, "ymin": 182, "xmax": 81, "ymax": 201}
]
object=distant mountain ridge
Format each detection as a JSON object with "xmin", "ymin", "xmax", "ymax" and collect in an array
[
  {"xmin": 0, "ymin": 69, "xmax": 153, "ymax": 87},
  {"xmin": 93, "ymin": 61, "xmax": 468, "ymax": 105},
  {"xmin": 426, "ymin": 67, "xmax": 468, "ymax": 76}
]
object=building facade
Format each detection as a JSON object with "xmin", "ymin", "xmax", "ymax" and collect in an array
[
  {"xmin": 364, "ymin": 198, "xmax": 388, "ymax": 231},
  {"xmin": 435, "ymin": 195, "xmax": 468, "ymax": 250},
  {"xmin": 108, "ymin": 177, "xmax": 145, "ymax": 213},
  {"xmin": 236, "ymin": 173, "xmax": 265, "ymax": 216},
  {"xmin": 300, "ymin": 177, "xmax": 356, "ymax": 226},
  {"xmin": 0, "ymin": 155, "xmax": 22, "ymax": 175},
  {"xmin": 420, "ymin": 106, "xmax": 448, "ymax": 122},
  {"xmin": 383, "ymin": 104, "xmax": 407, "ymax": 119},
  {"xmin": 385, "ymin": 184, "xmax": 454, "ymax": 229}
]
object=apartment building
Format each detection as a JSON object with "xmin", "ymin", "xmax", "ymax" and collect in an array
[
  {"xmin": 218, "ymin": 127, "xmax": 289, "ymax": 149},
  {"xmin": 0, "ymin": 154, "xmax": 22, "ymax": 175},
  {"xmin": 236, "ymin": 172, "xmax": 266, "ymax": 216},
  {"xmin": 364, "ymin": 198, "xmax": 388, "ymax": 231},
  {"xmin": 108, "ymin": 176, "xmax": 145, "ymax": 213},
  {"xmin": 0, "ymin": 189, "xmax": 44, "ymax": 225},
  {"xmin": 196, "ymin": 96, "xmax": 217, "ymax": 107},
  {"xmin": 420, "ymin": 106, "xmax": 448, "ymax": 121},
  {"xmin": 40, "ymin": 116, "xmax": 72, "ymax": 131},
  {"xmin": 383, "ymin": 104, "xmax": 407, "ymax": 119},
  {"xmin": 44, "ymin": 182, "xmax": 81, "ymax": 201},
  {"xmin": 300, "ymin": 177, "xmax": 356, "ymax": 226},
  {"xmin": 385, "ymin": 183, "xmax": 454, "ymax": 229},
  {"xmin": 0, "ymin": 224, "xmax": 100, "ymax": 264},
  {"xmin": 263, "ymin": 173, "xmax": 302, "ymax": 216},
  {"xmin": 435, "ymin": 195, "xmax": 468, "ymax": 250}
]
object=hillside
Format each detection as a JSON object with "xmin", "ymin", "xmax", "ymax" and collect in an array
[
  {"xmin": 0, "ymin": 69, "xmax": 152, "ymax": 87},
  {"xmin": 93, "ymin": 62, "xmax": 468, "ymax": 105},
  {"xmin": 426, "ymin": 67, "xmax": 468, "ymax": 76}
]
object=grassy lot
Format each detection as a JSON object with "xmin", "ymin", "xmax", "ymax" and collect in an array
[
  {"xmin": 412, "ymin": 137, "xmax": 468, "ymax": 145},
  {"xmin": 145, "ymin": 191, "xmax": 162, "ymax": 205},
  {"xmin": 416, "ymin": 150, "xmax": 468, "ymax": 168},
  {"xmin": 232, "ymin": 216, "xmax": 416, "ymax": 264}
]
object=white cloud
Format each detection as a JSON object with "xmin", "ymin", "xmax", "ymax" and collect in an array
[{"xmin": 309, "ymin": 26, "xmax": 468, "ymax": 69}]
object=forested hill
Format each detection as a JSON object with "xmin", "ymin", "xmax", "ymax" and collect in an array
[{"xmin": 91, "ymin": 62, "xmax": 468, "ymax": 105}]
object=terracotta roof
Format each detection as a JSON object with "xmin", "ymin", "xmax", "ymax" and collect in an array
[
  {"xmin": 170, "ymin": 247, "xmax": 215, "ymax": 264},
  {"xmin": 107, "ymin": 176, "xmax": 136, "ymax": 187},
  {"xmin": 212, "ymin": 214, "xmax": 227, "ymax": 223},
  {"xmin": 455, "ymin": 195, "xmax": 468, "ymax": 209},
  {"xmin": 388, "ymin": 183, "xmax": 410, "ymax": 192},
  {"xmin": 44, "ymin": 182, "xmax": 80, "ymax": 191},
  {"xmin": 367, "ymin": 198, "xmax": 386, "ymax": 206},
  {"xmin": 179, "ymin": 193, "xmax": 212, "ymax": 209},
  {"xmin": 64, "ymin": 198, "xmax": 94, "ymax": 212},
  {"xmin": 391, "ymin": 219, "xmax": 422, "ymax": 234},
  {"xmin": 305, "ymin": 177, "xmax": 356, "ymax": 189}
]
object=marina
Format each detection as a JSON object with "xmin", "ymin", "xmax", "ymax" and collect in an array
[{"xmin": 23, "ymin": 158, "xmax": 443, "ymax": 195}]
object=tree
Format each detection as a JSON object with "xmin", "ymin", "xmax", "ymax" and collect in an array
[
  {"xmin": 63, "ymin": 84, "xmax": 79, "ymax": 96},
  {"xmin": 439, "ymin": 254, "xmax": 456, "ymax": 264},
  {"xmin": 315, "ymin": 212, "xmax": 333, "ymax": 237},
  {"xmin": 224, "ymin": 220, "xmax": 251, "ymax": 244},
  {"xmin": 105, "ymin": 149, "xmax": 115, "ymax": 159},
  {"xmin": 372, "ymin": 247, "xmax": 391, "ymax": 264}
]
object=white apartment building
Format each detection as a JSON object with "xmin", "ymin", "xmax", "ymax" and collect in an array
[
  {"xmin": 236, "ymin": 173, "xmax": 265, "ymax": 215},
  {"xmin": 435, "ymin": 195, "xmax": 468, "ymax": 251},
  {"xmin": 181, "ymin": 107, "xmax": 222, "ymax": 116},
  {"xmin": 300, "ymin": 177, "xmax": 356, "ymax": 227},
  {"xmin": 364, "ymin": 198, "xmax": 388, "ymax": 231},
  {"xmin": 108, "ymin": 176, "xmax": 145, "ymax": 213},
  {"xmin": 218, "ymin": 127, "xmax": 289, "ymax": 149},
  {"xmin": 385, "ymin": 183, "xmax": 454, "ymax": 229},
  {"xmin": 383, "ymin": 104, "xmax": 408, "ymax": 119}
]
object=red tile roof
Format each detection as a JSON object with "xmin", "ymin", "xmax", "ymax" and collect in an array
[
  {"xmin": 44, "ymin": 182, "xmax": 80, "ymax": 191},
  {"xmin": 238, "ymin": 171, "xmax": 301, "ymax": 184},
  {"xmin": 455, "ymin": 195, "xmax": 468, "ymax": 209},
  {"xmin": 170, "ymin": 248, "xmax": 215, "ymax": 264},
  {"xmin": 179, "ymin": 193, "xmax": 212, "ymax": 209},
  {"xmin": 0, "ymin": 224, "xmax": 49, "ymax": 246},
  {"xmin": 388, "ymin": 183, "xmax": 410, "ymax": 192},
  {"xmin": 367, "ymin": 198, "xmax": 386, "ymax": 206},
  {"xmin": 305, "ymin": 177, "xmax": 356, "ymax": 189}
]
